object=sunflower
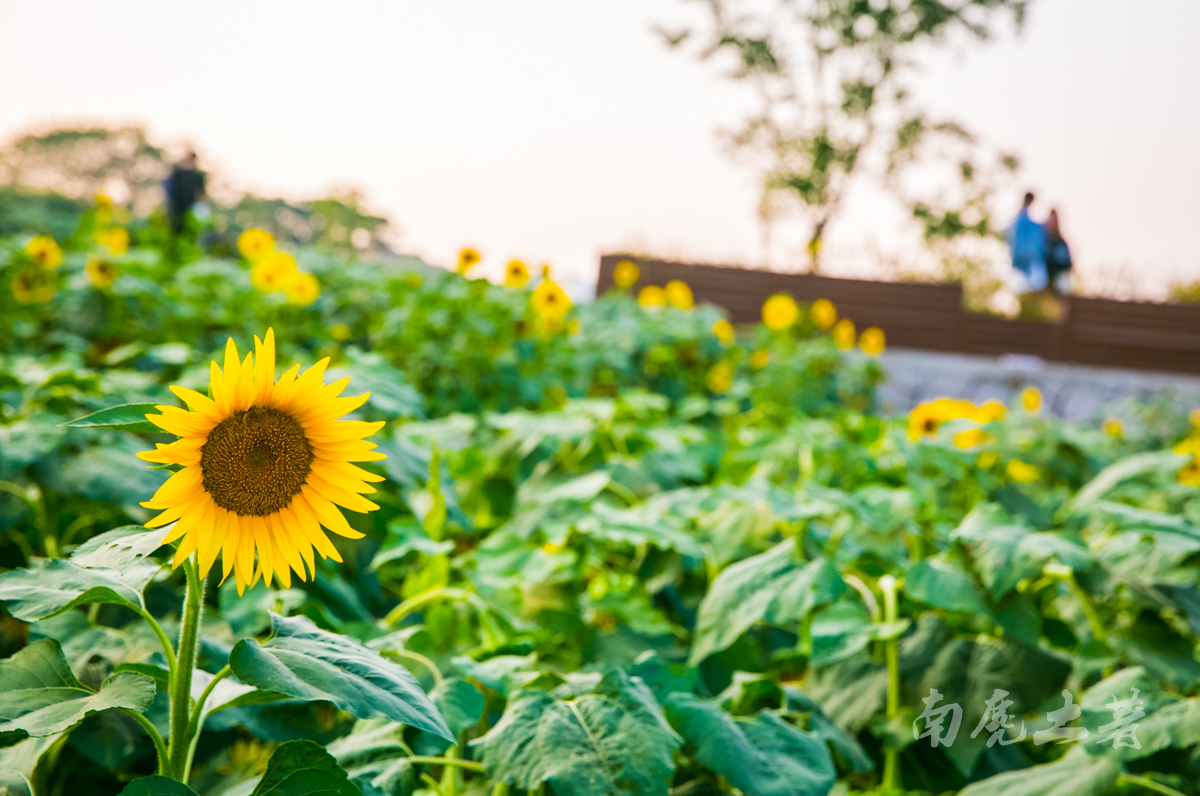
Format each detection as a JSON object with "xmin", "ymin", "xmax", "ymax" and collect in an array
[
  {"xmin": 505, "ymin": 260, "xmax": 530, "ymax": 288},
  {"xmin": 664, "ymin": 280, "xmax": 694, "ymax": 310},
  {"xmin": 907, "ymin": 397, "xmax": 975, "ymax": 441},
  {"xmin": 138, "ymin": 329, "xmax": 385, "ymax": 594},
  {"xmin": 712, "ymin": 319, "xmax": 735, "ymax": 346},
  {"xmin": 859, "ymin": 326, "xmax": 885, "ymax": 356},
  {"xmin": 613, "ymin": 260, "xmax": 639, "ymax": 288},
  {"xmin": 11, "ymin": 268, "xmax": 55, "ymax": 304},
  {"xmin": 1006, "ymin": 459, "xmax": 1041, "ymax": 483},
  {"xmin": 751, "ymin": 349, "xmax": 770, "ymax": 369},
  {"xmin": 86, "ymin": 258, "xmax": 118, "ymax": 289},
  {"xmin": 1021, "ymin": 386, "xmax": 1043, "ymax": 414},
  {"xmin": 707, "ymin": 361, "xmax": 734, "ymax": 393},
  {"xmin": 761, "ymin": 294, "xmax": 799, "ymax": 330},
  {"xmin": 832, "ymin": 318, "xmax": 856, "ymax": 350},
  {"xmin": 25, "ymin": 236, "xmax": 62, "ymax": 270},
  {"xmin": 95, "ymin": 193, "xmax": 114, "ymax": 224},
  {"xmin": 1102, "ymin": 418, "xmax": 1124, "ymax": 437},
  {"xmin": 457, "ymin": 247, "xmax": 481, "ymax": 274},
  {"xmin": 251, "ymin": 252, "xmax": 298, "ymax": 293},
  {"xmin": 238, "ymin": 228, "xmax": 276, "ymax": 261},
  {"xmin": 286, "ymin": 272, "xmax": 321, "ymax": 306},
  {"xmin": 811, "ymin": 298, "xmax": 837, "ymax": 330},
  {"xmin": 638, "ymin": 285, "xmax": 665, "ymax": 308},
  {"xmin": 531, "ymin": 268, "xmax": 571, "ymax": 318},
  {"xmin": 953, "ymin": 428, "xmax": 991, "ymax": 450},
  {"xmin": 973, "ymin": 400, "xmax": 1007, "ymax": 423}
]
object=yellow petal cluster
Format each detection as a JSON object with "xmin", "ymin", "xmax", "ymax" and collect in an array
[
  {"xmin": 664, "ymin": 280, "xmax": 694, "ymax": 310},
  {"xmin": 712, "ymin": 319, "xmax": 735, "ymax": 346},
  {"xmin": 238, "ymin": 228, "xmax": 276, "ymax": 261},
  {"xmin": 86, "ymin": 258, "xmax": 118, "ymax": 289},
  {"xmin": 457, "ymin": 247, "xmax": 481, "ymax": 274},
  {"xmin": 811, "ymin": 298, "xmax": 837, "ymax": 330},
  {"xmin": 638, "ymin": 285, "xmax": 665, "ymax": 308},
  {"xmin": 138, "ymin": 329, "xmax": 385, "ymax": 594},
  {"xmin": 859, "ymin": 326, "xmax": 885, "ymax": 356},
  {"xmin": 25, "ymin": 236, "xmax": 62, "ymax": 270},
  {"xmin": 707, "ymin": 361, "xmax": 734, "ymax": 393},
  {"xmin": 613, "ymin": 260, "xmax": 640, "ymax": 288},
  {"xmin": 832, "ymin": 319, "xmax": 856, "ymax": 350},
  {"xmin": 505, "ymin": 260, "xmax": 530, "ymax": 288},
  {"xmin": 762, "ymin": 294, "xmax": 799, "ymax": 330}
]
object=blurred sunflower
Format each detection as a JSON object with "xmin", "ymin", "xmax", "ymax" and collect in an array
[
  {"xmin": 505, "ymin": 260, "xmax": 530, "ymax": 288},
  {"xmin": 95, "ymin": 193, "xmax": 114, "ymax": 224},
  {"xmin": 712, "ymin": 319, "xmax": 735, "ymax": 346},
  {"xmin": 859, "ymin": 326, "xmax": 885, "ymax": 356},
  {"xmin": 638, "ymin": 285, "xmax": 665, "ymax": 308},
  {"xmin": 531, "ymin": 267, "xmax": 571, "ymax": 319},
  {"xmin": 811, "ymin": 298, "xmax": 837, "ymax": 330},
  {"xmin": 456, "ymin": 247, "xmax": 481, "ymax": 274},
  {"xmin": 286, "ymin": 272, "xmax": 321, "ymax": 306},
  {"xmin": 1021, "ymin": 386, "xmax": 1043, "ymax": 414},
  {"xmin": 761, "ymin": 294, "xmax": 799, "ymax": 330},
  {"xmin": 613, "ymin": 259, "xmax": 639, "ymax": 288},
  {"xmin": 1103, "ymin": 417, "xmax": 1125, "ymax": 437},
  {"xmin": 664, "ymin": 280, "xmax": 694, "ymax": 310},
  {"xmin": 953, "ymin": 429, "xmax": 991, "ymax": 450},
  {"xmin": 973, "ymin": 401, "xmax": 1007, "ymax": 423},
  {"xmin": 96, "ymin": 227, "xmax": 130, "ymax": 256},
  {"xmin": 25, "ymin": 236, "xmax": 62, "ymax": 270},
  {"xmin": 331, "ymin": 324, "xmax": 352, "ymax": 342},
  {"xmin": 1006, "ymin": 459, "xmax": 1041, "ymax": 483},
  {"xmin": 138, "ymin": 329, "xmax": 385, "ymax": 594},
  {"xmin": 907, "ymin": 398, "xmax": 975, "ymax": 440},
  {"xmin": 832, "ymin": 318, "xmax": 856, "ymax": 350},
  {"xmin": 751, "ymin": 349, "xmax": 770, "ymax": 370},
  {"xmin": 251, "ymin": 252, "xmax": 298, "ymax": 293},
  {"xmin": 707, "ymin": 361, "xmax": 734, "ymax": 393},
  {"xmin": 86, "ymin": 258, "xmax": 118, "ymax": 290},
  {"xmin": 238, "ymin": 229, "xmax": 275, "ymax": 261},
  {"xmin": 11, "ymin": 269, "xmax": 55, "ymax": 304}
]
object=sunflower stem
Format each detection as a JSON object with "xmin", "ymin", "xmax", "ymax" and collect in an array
[
  {"xmin": 168, "ymin": 556, "xmax": 205, "ymax": 781},
  {"xmin": 182, "ymin": 664, "xmax": 231, "ymax": 779},
  {"xmin": 880, "ymin": 575, "xmax": 901, "ymax": 794},
  {"xmin": 407, "ymin": 756, "xmax": 486, "ymax": 773}
]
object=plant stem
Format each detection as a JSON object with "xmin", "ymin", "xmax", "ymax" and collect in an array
[
  {"xmin": 491, "ymin": 783, "xmax": 509, "ymax": 796},
  {"xmin": 135, "ymin": 607, "xmax": 178, "ymax": 672},
  {"xmin": 167, "ymin": 556, "xmax": 205, "ymax": 781},
  {"xmin": 441, "ymin": 745, "xmax": 461, "ymax": 796},
  {"xmin": 382, "ymin": 648, "xmax": 444, "ymax": 684},
  {"xmin": 122, "ymin": 708, "xmax": 170, "ymax": 776},
  {"xmin": 407, "ymin": 755, "xmax": 486, "ymax": 773},
  {"xmin": 1117, "ymin": 774, "xmax": 1189, "ymax": 796},
  {"xmin": 385, "ymin": 586, "xmax": 502, "ymax": 645},
  {"xmin": 182, "ymin": 664, "xmax": 231, "ymax": 777},
  {"xmin": 879, "ymin": 574, "xmax": 901, "ymax": 794}
]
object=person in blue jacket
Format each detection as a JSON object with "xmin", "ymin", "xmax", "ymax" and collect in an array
[
  {"xmin": 1006, "ymin": 192, "xmax": 1047, "ymax": 293},
  {"xmin": 1044, "ymin": 208, "xmax": 1072, "ymax": 294}
]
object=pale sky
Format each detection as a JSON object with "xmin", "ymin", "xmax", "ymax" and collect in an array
[{"xmin": 1, "ymin": 1, "xmax": 1197, "ymax": 298}]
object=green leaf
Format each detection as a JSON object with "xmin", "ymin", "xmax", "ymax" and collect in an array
[
  {"xmin": 474, "ymin": 669, "xmax": 681, "ymax": 796},
  {"xmin": 575, "ymin": 502, "xmax": 703, "ymax": 557},
  {"xmin": 230, "ymin": 614, "xmax": 453, "ymax": 741},
  {"xmin": 61, "ymin": 403, "xmax": 162, "ymax": 435},
  {"xmin": 662, "ymin": 694, "xmax": 836, "ymax": 796},
  {"xmin": 0, "ymin": 639, "xmax": 155, "ymax": 738},
  {"xmin": 690, "ymin": 543, "xmax": 843, "ymax": 664},
  {"xmin": 0, "ymin": 768, "xmax": 31, "ymax": 796},
  {"xmin": 0, "ymin": 559, "xmax": 155, "ymax": 621},
  {"xmin": 1068, "ymin": 450, "xmax": 1188, "ymax": 514},
  {"xmin": 119, "ymin": 777, "xmax": 202, "ymax": 795},
  {"xmin": 430, "ymin": 678, "xmax": 484, "ymax": 739},
  {"xmin": 251, "ymin": 739, "xmax": 360, "ymax": 796},
  {"xmin": 328, "ymin": 718, "xmax": 414, "ymax": 795},
  {"xmin": 112, "ymin": 663, "xmax": 170, "ymax": 691},
  {"xmin": 70, "ymin": 526, "xmax": 165, "ymax": 574},
  {"xmin": 958, "ymin": 750, "xmax": 1120, "ymax": 796},
  {"xmin": 219, "ymin": 579, "xmax": 306, "ymax": 637},
  {"xmin": 904, "ymin": 556, "xmax": 985, "ymax": 613}
]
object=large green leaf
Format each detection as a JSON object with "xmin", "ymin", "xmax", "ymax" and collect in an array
[
  {"xmin": 473, "ymin": 669, "xmax": 681, "ymax": 796},
  {"xmin": 70, "ymin": 526, "xmax": 165, "ymax": 574},
  {"xmin": 690, "ymin": 542, "xmax": 843, "ymax": 664},
  {"xmin": 0, "ymin": 559, "xmax": 155, "ymax": 622},
  {"xmin": 958, "ymin": 750, "xmax": 1121, "ymax": 796},
  {"xmin": 328, "ymin": 718, "xmax": 414, "ymax": 796},
  {"xmin": 251, "ymin": 740, "xmax": 360, "ymax": 796},
  {"xmin": 230, "ymin": 613, "xmax": 453, "ymax": 741},
  {"xmin": 663, "ymin": 693, "xmax": 835, "ymax": 796},
  {"xmin": 119, "ymin": 777, "xmax": 201, "ymax": 795},
  {"xmin": 62, "ymin": 403, "xmax": 162, "ymax": 434},
  {"xmin": 904, "ymin": 556, "xmax": 985, "ymax": 614},
  {"xmin": 0, "ymin": 768, "xmax": 31, "ymax": 796},
  {"xmin": 430, "ymin": 677, "xmax": 484, "ymax": 739},
  {"xmin": 1067, "ymin": 450, "xmax": 1187, "ymax": 514},
  {"xmin": 0, "ymin": 639, "xmax": 155, "ymax": 738},
  {"xmin": 574, "ymin": 502, "xmax": 703, "ymax": 557}
]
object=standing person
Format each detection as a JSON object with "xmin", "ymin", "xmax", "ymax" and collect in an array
[
  {"xmin": 1044, "ymin": 208, "xmax": 1073, "ymax": 295},
  {"xmin": 1006, "ymin": 192, "xmax": 1047, "ymax": 293},
  {"xmin": 164, "ymin": 151, "xmax": 207, "ymax": 235}
]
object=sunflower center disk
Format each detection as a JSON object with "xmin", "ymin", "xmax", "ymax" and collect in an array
[{"xmin": 200, "ymin": 407, "xmax": 314, "ymax": 516}]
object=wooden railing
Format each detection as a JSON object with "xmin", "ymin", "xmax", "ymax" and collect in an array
[{"xmin": 597, "ymin": 254, "xmax": 1200, "ymax": 375}]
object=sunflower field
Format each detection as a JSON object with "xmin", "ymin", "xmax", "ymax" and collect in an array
[{"xmin": 2, "ymin": 199, "xmax": 1200, "ymax": 796}]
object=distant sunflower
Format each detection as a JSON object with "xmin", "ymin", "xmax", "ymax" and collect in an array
[
  {"xmin": 238, "ymin": 229, "xmax": 276, "ymax": 261},
  {"xmin": 664, "ymin": 280, "xmax": 694, "ymax": 310},
  {"xmin": 505, "ymin": 260, "xmax": 530, "ymax": 288},
  {"xmin": 138, "ymin": 329, "xmax": 385, "ymax": 594},
  {"xmin": 531, "ymin": 267, "xmax": 571, "ymax": 318},
  {"xmin": 11, "ymin": 268, "xmax": 55, "ymax": 304},
  {"xmin": 86, "ymin": 258, "xmax": 118, "ymax": 289},
  {"xmin": 832, "ymin": 318, "xmax": 856, "ymax": 350},
  {"xmin": 251, "ymin": 252, "xmax": 298, "ymax": 293},
  {"xmin": 286, "ymin": 272, "xmax": 321, "ymax": 306},
  {"xmin": 457, "ymin": 247, "xmax": 481, "ymax": 274},
  {"xmin": 25, "ymin": 236, "xmax": 62, "ymax": 270},
  {"xmin": 761, "ymin": 294, "xmax": 799, "ymax": 330},
  {"xmin": 638, "ymin": 285, "xmax": 665, "ymax": 308},
  {"xmin": 613, "ymin": 260, "xmax": 639, "ymax": 289}
]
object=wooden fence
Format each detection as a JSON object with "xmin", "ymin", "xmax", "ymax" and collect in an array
[{"xmin": 596, "ymin": 255, "xmax": 1200, "ymax": 375}]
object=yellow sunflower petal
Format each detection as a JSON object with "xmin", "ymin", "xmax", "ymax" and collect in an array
[{"xmin": 301, "ymin": 485, "xmax": 365, "ymax": 538}]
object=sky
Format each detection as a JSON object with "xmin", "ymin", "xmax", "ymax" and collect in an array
[{"xmin": 0, "ymin": 0, "xmax": 1196, "ymax": 298}]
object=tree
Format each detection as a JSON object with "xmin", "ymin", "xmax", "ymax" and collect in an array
[{"xmin": 664, "ymin": 0, "xmax": 1029, "ymax": 274}]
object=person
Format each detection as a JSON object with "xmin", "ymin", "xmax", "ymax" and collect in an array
[
  {"xmin": 1044, "ymin": 208, "xmax": 1072, "ymax": 294},
  {"xmin": 1006, "ymin": 192, "xmax": 1047, "ymax": 293},
  {"xmin": 164, "ymin": 151, "xmax": 207, "ymax": 235}
]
